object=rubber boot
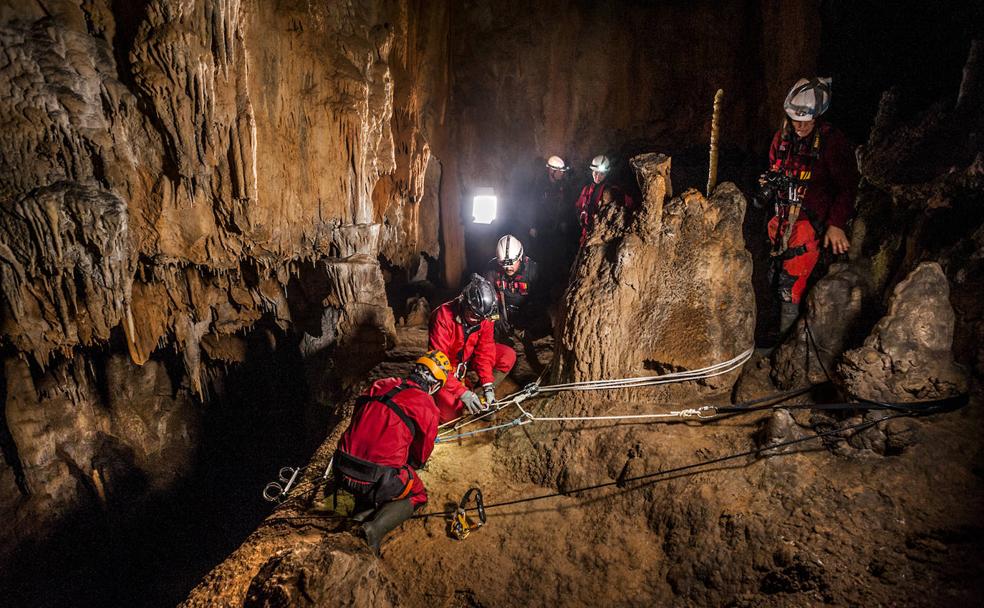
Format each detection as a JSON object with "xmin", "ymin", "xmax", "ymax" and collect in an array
[
  {"xmin": 779, "ymin": 301, "xmax": 800, "ymax": 337},
  {"xmin": 350, "ymin": 496, "xmax": 375, "ymax": 522},
  {"xmin": 361, "ymin": 498, "xmax": 414, "ymax": 556}
]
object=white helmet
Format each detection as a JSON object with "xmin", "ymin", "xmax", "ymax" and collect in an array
[
  {"xmin": 546, "ymin": 155, "xmax": 569, "ymax": 171},
  {"xmin": 496, "ymin": 234, "xmax": 523, "ymax": 266},
  {"xmin": 784, "ymin": 77, "xmax": 832, "ymax": 121},
  {"xmin": 589, "ymin": 155, "xmax": 611, "ymax": 173}
]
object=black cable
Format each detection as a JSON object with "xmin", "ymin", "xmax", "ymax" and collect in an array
[
  {"xmin": 802, "ymin": 316, "xmax": 968, "ymax": 413},
  {"xmin": 411, "ymin": 411, "xmax": 915, "ymax": 519}
]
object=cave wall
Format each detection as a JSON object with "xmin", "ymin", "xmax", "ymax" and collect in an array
[{"xmin": 0, "ymin": 0, "xmax": 452, "ymax": 558}]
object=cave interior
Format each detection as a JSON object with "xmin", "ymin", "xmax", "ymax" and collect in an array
[{"xmin": 0, "ymin": 1, "xmax": 982, "ymax": 606}]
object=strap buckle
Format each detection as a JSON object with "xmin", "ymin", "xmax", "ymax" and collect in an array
[{"xmin": 449, "ymin": 487, "xmax": 486, "ymax": 540}]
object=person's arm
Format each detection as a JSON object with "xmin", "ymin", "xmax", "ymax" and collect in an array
[
  {"xmin": 524, "ymin": 259, "xmax": 546, "ymax": 307},
  {"xmin": 576, "ymin": 186, "xmax": 590, "ymax": 226},
  {"xmin": 428, "ymin": 310, "xmax": 466, "ymax": 399},
  {"xmin": 472, "ymin": 321, "xmax": 496, "ymax": 385},
  {"xmin": 768, "ymin": 130, "xmax": 782, "ymax": 171},
  {"xmin": 409, "ymin": 396, "xmax": 438, "ymax": 466}
]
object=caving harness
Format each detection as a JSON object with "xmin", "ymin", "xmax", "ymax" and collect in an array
[
  {"xmin": 453, "ymin": 315, "xmax": 484, "ymax": 380},
  {"xmin": 332, "ymin": 381, "xmax": 418, "ymax": 505},
  {"xmin": 771, "ymin": 127, "xmax": 822, "ymax": 258},
  {"xmin": 449, "ymin": 487, "xmax": 487, "ymax": 540}
]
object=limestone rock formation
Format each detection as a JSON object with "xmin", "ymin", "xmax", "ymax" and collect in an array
[
  {"xmin": 242, "ymin": 540, "xmax": 399, "ymax": 608},
  {"xmin": 849, "ymin": 41, "xmax": 984, "ymax": 373},
  {"xmin": 771, "ymin": 264, "xmax": 869, "ymax": 388},
  {"xmin": 839, "ymin": 262, "xmax": 967, "ymax": 402},
  {"xmin": 0, "ymin": 0, "xmax": 450, "ymax": 559},
  {"xmin": 2, "ymin": 353, "xmax": 199, "ymax": 558},
  {"xmin": 556, "ymin": 153, "xmax": 754, "ymax": 394}
]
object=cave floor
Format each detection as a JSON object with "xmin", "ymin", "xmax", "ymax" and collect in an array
[
  {"xmin": 184, "ymin": 323, "xmax": 984, "ymax": 607},
  {"xmin": 383, "ymin": 327, "xmax": 984, "ymax": 606}
]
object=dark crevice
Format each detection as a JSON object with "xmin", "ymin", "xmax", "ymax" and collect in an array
[{"xmin": 0, "ymin": 349, "xmax": 29, "ymax": 497}]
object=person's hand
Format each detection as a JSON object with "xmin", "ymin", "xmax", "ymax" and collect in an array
[
  {"xmin": 758, "ymin": 173, "xmax": 767, "ymax": 187},
  {"xmin": 482, "ymin": 383, "xmax": 496, "ymax": 408},
  {"xmin": 460, "ymin": 390, "xmax": 483, "ymax": 414},
  {"xmin": 824, "ymin": 225, "xmax": 850, "ymax": 254}
]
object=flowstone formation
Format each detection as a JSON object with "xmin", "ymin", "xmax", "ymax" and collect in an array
[
  {"xmin": 0, "ymin": 0, "xmax": 451, "ymax": 561},
  {"xmin": 556, "ymin": 153, "xmax": 754, "ymax": 394}
]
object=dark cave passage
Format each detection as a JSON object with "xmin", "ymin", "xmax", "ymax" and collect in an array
[{"xmin": 1, "ymin": 321, "xmax": 331, "ymax": 607}]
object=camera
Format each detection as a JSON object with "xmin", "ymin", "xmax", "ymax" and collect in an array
[{"xmin": 753, "ymin": 171, "xmax": 791, "ymax": 209}]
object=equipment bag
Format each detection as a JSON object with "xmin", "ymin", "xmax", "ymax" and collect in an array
[{"xmin": 333, "ymin": 450, "xmax": 414, "ymax": 505}]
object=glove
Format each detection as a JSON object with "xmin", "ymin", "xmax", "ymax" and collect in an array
[
  {"xmin": 460, "ymin": 390, "xmax": 483, "ymax": 415},
  {"xmin": 482, "ymin": 383, "xmax": 496, "ymax": 408}
]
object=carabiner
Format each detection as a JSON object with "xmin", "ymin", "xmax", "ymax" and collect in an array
[
  {"xmin": 262, "ymin": 466, "xmax": 300, "ymax": 503},
  {"xmin": 449, "ymin": 487, "xmax": 487, "ymax": 540}
]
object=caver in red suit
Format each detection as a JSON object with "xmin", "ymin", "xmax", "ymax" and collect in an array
[
  {"xmin": 575, "ymin": 180, "xmax": 634, "ymax": 245},
  {"xmin": 429, "ymin": 300, "xmax": 516, "ymax": 423},
  {"xmin": 336, "ymin": 376, "xmax": 438, "ymax": 508},
  {"xmin": 767, "ymin": 120, "xmax": 858, "ymax": 304}
]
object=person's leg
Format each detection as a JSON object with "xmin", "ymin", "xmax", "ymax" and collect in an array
[
  {"xmin": 351, "ymin": 495, "xmax": 376, "ymax": 522},
  {"xmin": 362, "ymin": 498, "xmax": 414, "ymax": 556},
  {"xmin": 778, "ymin": 220, "xmax": 820, "ymax": 334},
  {"xmin": 361, "ymin": 468, "xmax": 423, "ymax": 556},
  {"xmin": 493, "ymin": 343, "xmax": 516, "ymax": 374}
]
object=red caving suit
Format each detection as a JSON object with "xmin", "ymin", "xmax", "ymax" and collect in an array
[
  {"xmin": 575, "ymin": 181, "xmax": 635, "ymax": 245},
  {"xmin": 337, "ymin": 377, "xmax": 438, "ymax": 507},
  {"xmin": 767, "ymin": 121, "xmax": 858, "ymax": 304},
  {"xmin": 428, "ymin": 301, "xmax": 516, "ymax": 423}
]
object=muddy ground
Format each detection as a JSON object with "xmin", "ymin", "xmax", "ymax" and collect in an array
[{"xmin": 183, "ymin": 325, "xmax": 984, "ymax": 607}]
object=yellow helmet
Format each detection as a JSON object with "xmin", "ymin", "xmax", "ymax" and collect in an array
[{"xmin": 415, "ymin": 350, "xmax": 451, "ymax": 388}]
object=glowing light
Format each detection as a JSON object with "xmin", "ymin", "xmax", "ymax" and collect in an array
[{"xmin": 472, "ymin": 187, "xmax": 497, "ymax": 224}]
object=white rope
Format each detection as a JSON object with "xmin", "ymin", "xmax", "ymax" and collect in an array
[
  {"xmin": 522, "ymin": 406, "xmax": 716, "ymax": 423},
  {"xmin": 539, "ymin": 348, "xmax": 753, "ymax": 392},
  {"xmin": 434, "ymin": 347, "xmax": 752, "ymax": 442}
]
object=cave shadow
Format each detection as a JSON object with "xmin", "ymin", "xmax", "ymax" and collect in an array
[{"xmin": 0, "ymin": 318, "xmax": 327, "ymax": 608}]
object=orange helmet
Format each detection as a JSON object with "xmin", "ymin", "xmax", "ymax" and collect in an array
[{"xmin": 414, "ymin": 350, "xmax": 451, "ymax": 389}]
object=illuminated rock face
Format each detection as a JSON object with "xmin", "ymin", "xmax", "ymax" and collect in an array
[
  {"xmin": 0, "ymin": 0, "xmax": 450, "ymax": 557},
  {"xmin": 839, "ymin": 262, "xmax": 967, "ymax": 403},
  {"xmin": 555, "ymin": 154, "xmax": 755, "ymax": 395}
]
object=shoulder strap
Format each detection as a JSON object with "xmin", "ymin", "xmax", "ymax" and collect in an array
[
  {"xmin": 356, "ymin": 381, "xmax": 418, "ymax": 438},
  {"xmin": 458, "ymin": 321, "xmax": 481, "ymax": 363}
]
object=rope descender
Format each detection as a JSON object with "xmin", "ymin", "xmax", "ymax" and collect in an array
[{"xmin": 450, "ymin": 487, "xmax": 487, "ymax": 540}]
